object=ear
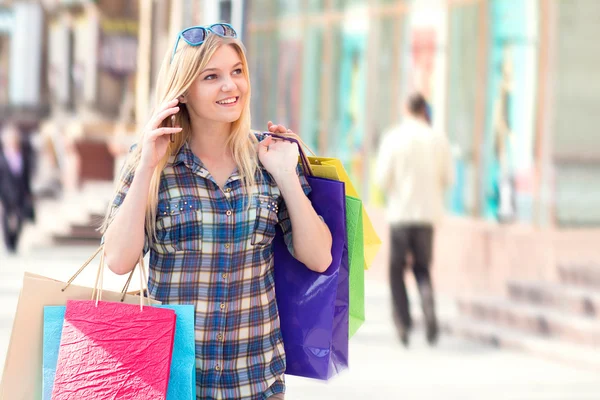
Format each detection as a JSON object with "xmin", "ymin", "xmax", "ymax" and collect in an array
[{"xmin": 178, "ymin": 94, "xmax": 187, "ymax": 104}]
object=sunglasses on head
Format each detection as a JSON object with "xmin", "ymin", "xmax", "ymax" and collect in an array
[{"xmin": 171, "ymin": 23, "xmax": 238, "ymax": 62}]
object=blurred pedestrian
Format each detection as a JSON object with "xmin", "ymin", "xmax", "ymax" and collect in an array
[
  {"xmin": 101, "ymin": 23, "xmax": 331, "ymax": 399},
  {"xmin": 375, "ymin": 93, "xmax": 453, "ymax": 347},
  {"xmin": 0, "ymin": 121, "xmax": 35, "ymax": 253}
]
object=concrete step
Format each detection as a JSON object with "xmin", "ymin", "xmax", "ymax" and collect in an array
[
  {"xmin": 558, "ymin": 263, "xmax": 600, "ymax": 289},
  {"xmin": 507, "ymin": 280, "xmax": 600, "ymax": 318},
  {"xmin": 69, "ymin": 224, "xmax": 102, "ymax": 238},
  {"xmin": 448, "ymin": 318, "xmax": 600, "ymax": 372},
  {"xmin": 25, "ymin": 181, "xmax": 113, "ymax": 249},
  {"xmin": 52, "ymin": 235, "xmax": 102, "ymax": 247},
  {"xmin": 457, "ymin": 296, "xmax": 600, "ymax": 346}
]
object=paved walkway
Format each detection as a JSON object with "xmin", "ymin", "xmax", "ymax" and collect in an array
[{"xmin": 1, "ymin": 246, "xmax": 599, "ymax": 399}]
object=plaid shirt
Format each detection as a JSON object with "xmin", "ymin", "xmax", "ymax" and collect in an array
[{"xmin": 109, "ymin": 134, "xmax": 311, "ymax": 399}]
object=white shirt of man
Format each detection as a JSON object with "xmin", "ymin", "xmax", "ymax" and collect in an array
[{"xmin": 375, "ymin": 117, "xmax": 453, "ymax": 225}]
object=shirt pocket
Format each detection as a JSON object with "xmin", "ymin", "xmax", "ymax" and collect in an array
[
  {"xmin": 155, "ymin": 200, "xmax": 180, "ymax": 253},
  {"xmin": 156, "ymin": 197, "xmax": 202, "ymax": 253},
  {"xmin": 251, "ymin": 194, "xmax": 280, "ymax": 246},
  {"xmin": 176, "ymin": 197, "xmax": 203, "ymax": 252}
]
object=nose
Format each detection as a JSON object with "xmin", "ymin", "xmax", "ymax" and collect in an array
[{"xmin": 221, "ymin": 77, "xmax": 237, "ymax": 92}]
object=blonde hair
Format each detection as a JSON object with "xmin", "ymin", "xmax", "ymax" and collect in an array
[{"xmin": 101, "ymin": 33, "xmax": 258, "ymax": 242}]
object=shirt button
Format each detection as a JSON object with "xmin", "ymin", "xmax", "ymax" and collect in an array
[
  {"xmin": 224, "ymin": 243, "xmax": 230, "ymax": 249},
  {"xmin": 225, "ymin": 188, "xmax": 231, "ymax": 193},
  {"xmin": 221, "ymin": 273, "xmax": 227, "ymax": 280},
  {"xmin": 215, "ymin": 365, "xmax": 221, "ymax": 371},
  {"xmin": 220, "ymin": 303, "xmax": 226, "ymax": 310},
  {"xmin": 226, "ymin": 210, "xmax": 232, "ymax": 216},
  {"xmin": 217, "ymin": 333, "xmax": 223, "ymax": 340}
]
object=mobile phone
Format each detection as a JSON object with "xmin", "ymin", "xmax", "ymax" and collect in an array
[{"xmin": 170, "ymin": 115, "xmax": 176, "ymax": 142}]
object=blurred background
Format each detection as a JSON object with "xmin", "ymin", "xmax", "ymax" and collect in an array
[{"xmin": 1, "ymin": 0, "xmax": 600, "ymax": 398}]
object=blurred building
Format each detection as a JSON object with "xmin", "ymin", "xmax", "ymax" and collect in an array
[
  {"xmin": 2, "ymin": 0, "xmax": 594, "ymax": 229},
  {"xmin": 0, "ymin": 0, "xmax": 46, "ymax": 128},
  {"xmin": 244, "ymin": 0, "xmax": 600, "ymax": 229},
  {"xmin": 39, "ymin": 0, "xmax": 139, "ymax": 190}
]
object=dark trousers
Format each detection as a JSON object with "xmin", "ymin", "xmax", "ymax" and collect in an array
[
  {"xmin": 389, "ymin": 224, "xmax": 437, "ymax": 333},
  {"xmin": 2, "ymin": 210, "xmax": 22, "ymax": 252}
]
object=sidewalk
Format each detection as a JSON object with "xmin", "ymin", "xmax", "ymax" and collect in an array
[{"xmin": 1, "ymin": 246, "xmax": 600, "ymax": 399}]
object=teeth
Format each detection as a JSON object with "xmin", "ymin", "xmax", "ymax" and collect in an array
[{"xmin": 217, "ymin": 97, "xmax": 237, "ymax": 104}]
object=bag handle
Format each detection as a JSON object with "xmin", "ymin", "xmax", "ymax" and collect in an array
[
  {"xmin": 62, "ymin": 245, "xmax": 149, "ymax": 309},
  {"xmin": 264, "ymin": 133, "xmax": 315, "ymax": 177},
  {"xmin": 61, "ymin": 245, "xmax": 104, "ymax": 291},
  {"xmin": 91, "ymin": 251, "xmax": 149, "ymax": 309}
]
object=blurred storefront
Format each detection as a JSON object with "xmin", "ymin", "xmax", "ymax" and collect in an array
[
  {"xmin": 0, "ymin": 1, "xmax": 46, "ymax": 127},
  {"xmin": 550, "ymin": 1, "xmax": 600, "ymax": 227},
  {"xmin": 244, "ymin": 0, "xmax": 600, "ymax": 229},
  {"xmin": 42, "ymin": 0, "xmax": 140, "ymax": 189},
  {"xmin": 0, "ymin": 5, "xmax": 13, "ymax": 108},
  {"xmin": 247, "ymin": 0, "xmax": 409, "ymax": 200},
  {"xmin": 21, "ymin": 0, "xmax": 599, "ymax": 228}
]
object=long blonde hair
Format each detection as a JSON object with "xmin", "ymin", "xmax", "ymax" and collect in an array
[{"xmin": 101, "ymin": 34, "xmax": 257, "ymax": 242}]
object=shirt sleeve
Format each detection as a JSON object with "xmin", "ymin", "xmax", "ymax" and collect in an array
[
  {"xmin": 277, "ymin": 161, "xmax": 312, "ymax": 256},
  {"xmin": 102, "ymin": 162, "xmax": 150, "ymax": 254}
]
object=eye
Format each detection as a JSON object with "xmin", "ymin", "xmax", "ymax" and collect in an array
[
  {"xmin": 204, "ymin": 74, "xmax": 217, "ymax": 81},
  {"xmin": 232, "ymin": 68, "xmax": 243, "ymax": 75}
]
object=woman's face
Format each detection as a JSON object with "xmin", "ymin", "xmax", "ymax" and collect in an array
[{"xmin": 183, "ymin": 44, "xmax": 248, "ymax": 124}]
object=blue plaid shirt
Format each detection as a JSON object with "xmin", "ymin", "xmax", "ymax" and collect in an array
[{"xmin": 109, "ymin": 134, "xmax": 311, "ymax": 399}]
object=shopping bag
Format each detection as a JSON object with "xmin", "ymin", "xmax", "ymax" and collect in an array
[
  {"xmin": 346, "ymin": 195, "xmax": 365, "ymax": 338},
  {"xmin": 51, "ymin": 300, "xmax": 176, "ymax": 400},
  {"xmin": 0, "ymin": 246, "xmax": 159, "ymax": 400},
  {"xmin": 51, "ymin": 255, "xmax": 176, "ymax": 400},
  {"xmin": 271, "ymin": 134, "xmax": 349, "ymax": 380},
  {"xmin": 43, "ymin": 304, "xmax": 196, "ymax": 400},
  {"xmin": 308, "ymin": 156, "xmax": 382, "ymax": 270}
]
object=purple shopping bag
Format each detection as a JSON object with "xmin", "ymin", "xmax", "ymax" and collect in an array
[{"xmin": 271, "ymin": 135, "xmax": 349, "ymax": 380}]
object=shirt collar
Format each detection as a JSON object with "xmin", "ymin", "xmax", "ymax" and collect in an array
[
  {"xmin": 172, "ymin": 141, "xmax": 195, "ymax": 168},
  {"xmin": 172, "ymin": 140, "xmax": 243, "ymax": 183}
]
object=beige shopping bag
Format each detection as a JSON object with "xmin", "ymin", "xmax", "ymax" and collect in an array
[{"xmin": 0, "ymin": 246, "xmax": 159, "ymax": 400}]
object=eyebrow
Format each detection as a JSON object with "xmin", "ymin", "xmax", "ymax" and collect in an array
[{"xmin": 201, "ymin": 62, "xmax": 243, "ymax": 74}]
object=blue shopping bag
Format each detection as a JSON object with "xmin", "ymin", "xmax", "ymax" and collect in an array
[{"xmin": 43, "ymin": 304, "xmax": 196, "ymax": 400}]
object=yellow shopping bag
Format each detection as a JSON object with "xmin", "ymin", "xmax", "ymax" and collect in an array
[{"xmin": 307, "ymin": 156, "xmax": 382, "ymax": 270}]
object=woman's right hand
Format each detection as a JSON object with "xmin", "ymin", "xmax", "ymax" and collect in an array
[{"xmin": 139, "ymin": 99, "xmax": 183, "ymax": 171}]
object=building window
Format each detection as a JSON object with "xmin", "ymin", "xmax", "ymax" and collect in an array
[{"xmin": 220, "ymin": 0, "xmax": 232, "ymax": 23}]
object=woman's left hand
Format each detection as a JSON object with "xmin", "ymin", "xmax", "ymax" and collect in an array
[{"xmin": 257, "ymin": 122, "xmax": 299, "ymax": 180}]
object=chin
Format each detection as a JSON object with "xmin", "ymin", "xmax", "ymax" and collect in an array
[{"xmin": 218, "ymin": 110, "xmax": 243, "ymax": 123}]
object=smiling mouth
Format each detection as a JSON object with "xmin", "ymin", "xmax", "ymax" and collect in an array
[{"xmin": 216, "ymin": 97, "xmax": 239, "ymax": 105}]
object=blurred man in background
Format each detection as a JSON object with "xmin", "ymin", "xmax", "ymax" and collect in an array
[
  {"xmin": 376, "ymin": 93, "xmax": 453, "ymax": 347},
  {"xmin": 0, "ymin": 121, "xmax": 35, "ymax": 253}
]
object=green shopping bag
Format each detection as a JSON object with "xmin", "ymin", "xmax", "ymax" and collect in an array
[{"xmin": 346, "ymin": 195, "xmax": 365, "ymax": 338}]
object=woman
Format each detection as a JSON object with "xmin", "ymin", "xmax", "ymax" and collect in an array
[
  {"xmin": 101, "ymin": 24, "xmax": 332, "ymax": 399},
  {"xmin": 0, "ymin": 121, "xmax": 34, "ymax": 253}
]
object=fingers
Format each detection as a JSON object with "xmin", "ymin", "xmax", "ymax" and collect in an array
[
  {"xmin": 153, "ymin": 106, "xmax": 180, "ymax": 129},
  {"xmin": 149, "ymin": 127, "xmax": 183, "ymax": 139},
  {"xmin": 260, "ymin": 135, "xmax": 273, "ymax": 148},
  {"xmin": 267, "ymin": 122, "xmax": 290, "ymax": 134},
  {"xmin": 257, "ymin": 135, "xmax": 272, "ymax": 156},
  {"xmin": 160, "ymin": 98, "xmax": 179, "ymax": 111}
]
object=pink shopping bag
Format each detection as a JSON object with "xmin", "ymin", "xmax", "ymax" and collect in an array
[{"xmin": 51, "ymin": 300, "xmax": 176, "ymax": 400}]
